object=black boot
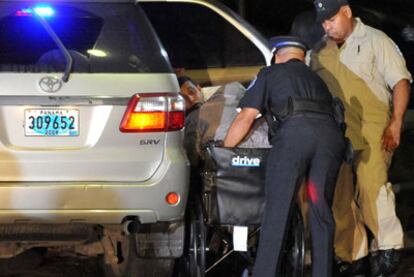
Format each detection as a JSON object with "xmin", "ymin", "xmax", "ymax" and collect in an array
[
  {"xmin": 334, "ymin": 257, "xmax": 369, "ymax": 277},
  {"xmin": 369, "ymin": 249, "xmax": 401, "ymax": 277}
]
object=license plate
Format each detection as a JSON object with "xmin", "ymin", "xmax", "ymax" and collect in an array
[{"xmin": 24, "ymin": 109, "xmax": 79, "ymax": 137}]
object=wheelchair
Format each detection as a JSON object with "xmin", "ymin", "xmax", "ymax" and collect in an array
[{"xmin": 177, "ymin": 143, "xmax": 306, "ymax": 277}]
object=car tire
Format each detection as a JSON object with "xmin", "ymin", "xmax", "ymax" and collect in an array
[
  {"xmin": 102, "ymin": 233, "xmax": 174, "ymax": 277},
  {"xmin": 175, "ymin": 195, "xmax": 206, "ymax": 277}
]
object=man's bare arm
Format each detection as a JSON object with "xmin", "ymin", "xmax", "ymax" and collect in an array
[
  {"xmin": 382, "ymin": 79, "xmax": 411, "ymax": 151},
  {"xmin": 223, "ymin": 108, "xmax": 260, "ymax": 147}
]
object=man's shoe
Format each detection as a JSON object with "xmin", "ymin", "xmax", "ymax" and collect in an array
[
  {"xmin": 335, "ymin": 260, "xmax": 352, "ymax": 276},
  {"xmin": 370, "ymin": 249, "xmax": 401, "ymax": 277},
  {"xmin": 334, "ymin": 257, "xmax": 369, "ymax": 277}
]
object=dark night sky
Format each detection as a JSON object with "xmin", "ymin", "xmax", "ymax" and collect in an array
[{"xmin": 220, "ymin": 0, "xmax": 313, "ymax": 37}]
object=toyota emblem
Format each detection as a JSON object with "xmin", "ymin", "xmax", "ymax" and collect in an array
[{"xmin": 39, "ymin": 76, "xmax": 63, "ymax": 93}]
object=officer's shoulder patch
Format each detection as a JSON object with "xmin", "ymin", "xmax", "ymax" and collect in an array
[{"xmin": 246, "ymin": 76, "xmax": 257, "ymax": 91}]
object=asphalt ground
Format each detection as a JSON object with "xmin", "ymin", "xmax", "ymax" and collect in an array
[
  {"xmin": 1, "ymin": 249, "xmax": 414, "ymax": 277},
  {"xmin": 0, "ymin": 186, "xmax": 412, "ymax": 277}
]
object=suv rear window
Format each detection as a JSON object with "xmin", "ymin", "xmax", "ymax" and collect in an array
[{"xmin": 0, "ymin": 2, "xmax": 171, "ymax": 73}]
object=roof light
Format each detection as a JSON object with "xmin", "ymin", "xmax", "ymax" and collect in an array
[
  {"xmin": 16, "ymin": 6, "xmax": 55, "ymax": 17},
  {"xmin": 16, "ymin": 8, "xmax": 33, "ymax": 17},
  {"xmin": 34, "ymin": 6, "xmax": 55, "ymax": 17}
]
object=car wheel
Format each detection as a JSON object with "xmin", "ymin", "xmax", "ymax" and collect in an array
[
  {"xmin": 279, "ymin": 205, "xmax": 305, "ymax": 277},
  {"xmin": 177, "ymin": 195, "xmax": 206, "ymax": 277},
  {"xmin": 102, "ymin": 233, "xmax": 174, "ymax": 277}
]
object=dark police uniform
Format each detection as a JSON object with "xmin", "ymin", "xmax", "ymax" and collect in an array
[{"xmin": 240, "ymin": 37, "xmax": 346, "ymax": 277}]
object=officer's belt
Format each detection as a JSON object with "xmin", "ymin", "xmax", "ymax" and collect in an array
[
  {"xmin": 276, "ymin": 97, "xmax": 334, "ymax": 121},
  {"xmin": 265, "ymin": 97, "xmax": 337, "ymax": 142}
]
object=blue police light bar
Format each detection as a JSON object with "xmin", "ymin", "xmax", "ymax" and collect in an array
[
  {"xmin": 16, "ymin": 6, "xmax": 55, "ymax": 17},
  {"xmin": 33, "ymin": 6, "xmax": 55, "ymax": 17},
  {"xmin": 15, "ymin": 8, "xmax": 33, "ymax": 16}
]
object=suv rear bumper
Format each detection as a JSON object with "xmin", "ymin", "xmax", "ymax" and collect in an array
[{"xmin": 0, "ymin": 160, "xmax": 189, "ymax": 224}]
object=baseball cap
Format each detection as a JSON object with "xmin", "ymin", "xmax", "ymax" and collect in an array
[
  {"xmin": 269, "ymin": 36, "xmax": 309, "ymax": 55},
  {"xmin": 314, "ymin": 0, "xmax": 349, "ymax": 23}
]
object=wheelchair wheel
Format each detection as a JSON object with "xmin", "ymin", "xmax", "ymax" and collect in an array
[
  {"xmin": 279, "ymin": 206, "xmax": 305, "ymax": 277},
  {"xmin": 179, "ymin": 195, "xmax": 206, "ymax": 277}
]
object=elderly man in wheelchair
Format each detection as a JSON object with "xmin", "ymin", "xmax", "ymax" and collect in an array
[{"xmin": 178, "ymin": 71, "xmax": 311, "ymax": 277}]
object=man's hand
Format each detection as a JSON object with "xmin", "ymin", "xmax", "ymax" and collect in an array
[
  {"xmin": 382, "ymin": 118, "xmax": 402, "ymax": 151},
  {"xmin": 382, "ymin": 79, "xmax": 411, "ymax": 151},
  {"xmin": 223, "ymin": 108, "xmax": 259, "ymax": 147}
]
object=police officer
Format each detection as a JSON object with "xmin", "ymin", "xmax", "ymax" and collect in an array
[
  {"xmin": 224, "ymin": 36, "xmax": 346, "ymax": 277},
  {"xmin": 311, "ymin": 1, "xmax": 411, "ymax": 275}
]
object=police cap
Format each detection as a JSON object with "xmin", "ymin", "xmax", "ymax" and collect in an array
[
  {"xmin": 269, "ymin": 36, "xmax": 308, "ymax": 55},
  {"xmin": 314, "ymin": 0, "xmax": 349, "ymax": 23}
]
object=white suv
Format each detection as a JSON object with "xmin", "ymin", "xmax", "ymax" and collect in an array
[{"xmin": 0, "ymin": 1, "xmax": 187, "ymax": 276}]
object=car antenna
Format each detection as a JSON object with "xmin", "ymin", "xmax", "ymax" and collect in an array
[{"xmin": 34, "ymin": 12, "xmax": 73, "ymax": 83}]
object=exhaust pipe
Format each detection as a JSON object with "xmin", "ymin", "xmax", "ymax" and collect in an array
[{"xmin": 122, "ymin": 220, "xmax": 142, "ymax": 235}]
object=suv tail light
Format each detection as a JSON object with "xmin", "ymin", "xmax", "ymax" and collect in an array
[{"xmin": 120, "ymin": 93, "xmax": 185, "ymax": 132}]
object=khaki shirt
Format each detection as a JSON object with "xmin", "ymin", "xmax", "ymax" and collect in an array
[{"xmin": 311, "ymin": 18, "xmax": 412, "ymax": 149}]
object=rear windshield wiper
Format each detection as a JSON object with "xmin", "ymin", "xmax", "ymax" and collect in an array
[{"xmin": 34, "ymin": 12, "xmax": 73, "ymax": 82}]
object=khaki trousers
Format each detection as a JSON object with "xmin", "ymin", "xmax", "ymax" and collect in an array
[{"xmin": 333, "ymin": 145, "xmax": 404, "ymax": 262}]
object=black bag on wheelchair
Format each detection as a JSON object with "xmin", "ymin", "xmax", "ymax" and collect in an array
[{"xmin": 203, "ymin": 143, "xmax": 269, "ymax": 226}]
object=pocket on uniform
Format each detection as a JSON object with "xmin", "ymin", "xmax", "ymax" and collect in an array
[{"xmin": 344, "ymin": 52, "xmax": 375, "ymax": 81}]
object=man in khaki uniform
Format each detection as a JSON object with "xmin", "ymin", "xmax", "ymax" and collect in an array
[{"xmin": 311, "ymin": 0, "xmax": 412, "ymax": 276}]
